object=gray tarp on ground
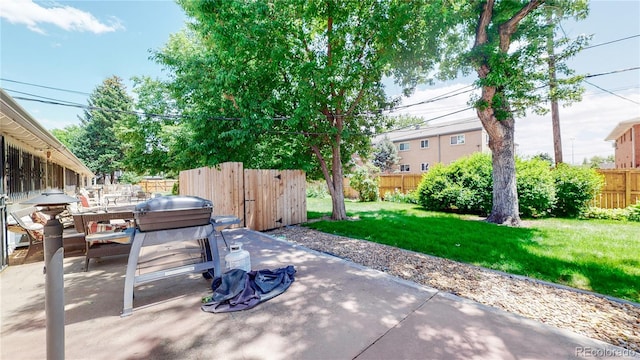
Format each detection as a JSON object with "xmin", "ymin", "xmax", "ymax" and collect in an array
[{"xmin": 201, "ymin": 266, "xmax": 296, "ymax": 313}]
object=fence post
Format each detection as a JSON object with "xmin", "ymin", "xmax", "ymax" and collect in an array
[{"xmin": 626, "ymin": 170, "xmax": 631, "ymax": 208}]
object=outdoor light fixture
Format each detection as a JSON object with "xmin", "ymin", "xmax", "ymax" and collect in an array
[{"xmin": 23, "ymin": 189, "xmax": 79, "ymax": 360}]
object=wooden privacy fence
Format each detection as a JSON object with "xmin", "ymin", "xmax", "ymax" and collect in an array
[
  {"xmin": 138, "ymin": 179, "xmax": 178, "ymax": 194},
  {"xmin": 179, "ymin": 162, "xmax": 307, "ymax": 231},
  {"xmin": 345, "ymin": 169, "xmax": 640, "ymax": 209},
  {"xmin": 591, "ymin": 169, "xmax": 640, "ymax": 209},
  {"xmin": 344, "ymin": 173, "xmax": 423, "ymax": 199},
  {"xmin": 378, "ymin": 174, "xmax": 423, "ymax": 198}
]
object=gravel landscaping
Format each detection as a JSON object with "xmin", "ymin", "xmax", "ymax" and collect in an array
[{"xmin": 265, "ymin": 225, "xmax": 640, "ymax": 353}]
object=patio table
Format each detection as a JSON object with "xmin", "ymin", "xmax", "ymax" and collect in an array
[{"xmin": 103, "ymin": 194, "xmax": 120, "ymax": 206}]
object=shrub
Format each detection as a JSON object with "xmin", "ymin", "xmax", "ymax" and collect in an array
[
  {"xmin": 580, "ymin": 203, "xmax": 640, "ymax": 222},
  {"xmin": 416, "ymin": 153, "xmax": 492, "ymax": 215},
  {"xmin": 350, "ymin": 164, "xmax": 380, "ymax": 202},
  {"xmin": 383, "ymin": 189, "xmax": 418, "ymax": 204},
  {"xmin": 552, "ymin": 164, "xmax": 604, "ymax": 218},
  {"xmin": 516, "ymin": 157, "xmax": 555, "ymax": 218},
  {"xmin": 580, "ymin": 206, "xmax": 630, "ymax": 221},
  {"xmin": 307, "ymin": 180, "xmax": 329, "ymax": 198},
  {"xmin": 171, "ymin": 181, "xmax": 179, "ymax": 195},
  {"xmin": 580, "ymin": 201, "xmax": 640, "ymax": 222},
  {"xmin": 417, "ymin": 163, "xmax": 452, "ymax": 211},
  {"xmin": 628, "ymin": 201, "xmax": 640, "ymax": 222},
  {"xmin": 417, "ymin": 154, "xmax": 557, "ymax": 218}
]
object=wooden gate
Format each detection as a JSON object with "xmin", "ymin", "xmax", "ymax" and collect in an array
[
  {"xmin": 244, "ymin": 169, "xmax": 306, "ymax": 231},
  {"xmin": 179, "ymin": 162, "xmax": 306, "ymax": 231}
]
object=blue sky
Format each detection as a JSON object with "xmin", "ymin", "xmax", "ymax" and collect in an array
[{"xmin": 1, "ymin": 0, "xmax": 639, "ymax": 163}]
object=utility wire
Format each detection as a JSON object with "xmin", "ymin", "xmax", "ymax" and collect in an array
[
  {"xmin": 5, "ymin": 88, "xmax": 86, "ymax": 106},
  {"xmin": 585, "ymin": 81, "xmax": 640, "ymax": 105},
  {"xmin": 4, "ymin": 65, "xmax": 638, "ymax": 124},
  {"xmin": 2, "ymin": 33, "xmax": 637, "ymax": 103},
  {"xmin": 582, "ymin": 34, "xmax": 640, "ymax": 51},
  {"xmin": 558, "ymin": 26, "xmax": 640, "ymax": 106},
  {"xmin": 388, "ymin": 85, "xmax": 476, "ymax": 112},
  {"xmin": 585, "ymin": 67, "xmax": 640, "ymax": 79},
  {"xmin": 0, "ymin": 78, "xmax": 92, "ymax": 96}
]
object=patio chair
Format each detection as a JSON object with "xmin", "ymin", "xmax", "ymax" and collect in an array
[
  {"xmin": 79, "ymin": 211, "xmax": 135, "ymax": 271},
  {"xmin": 11, "ymin": 206, "xmax": 82, "ymax": 262},
  {"xmin": 9, "ymin": 207, "xmax": 46, "ymax": 262},
  {"xmin": 77, "ymin": 195, "xmax": 103, "ymax": 213}
]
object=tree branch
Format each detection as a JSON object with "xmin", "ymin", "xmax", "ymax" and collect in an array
[
  {"xmin": 311, "ymin": 144, "xmax": 335, "ymax": 197},
  {"xmin": 499, "ymin": 0, "xmax": 545, "ymax": 51},
  {"xmin": 474, "ymin": 0, "xmax": 494, "ymax": 79},
  {"xmin": 327, "ymin": 3, "xmax": 337, "ymax": 99},
  {"xmin": 474, "ymin": 0, "xmax": 494, "ymax": 48}
]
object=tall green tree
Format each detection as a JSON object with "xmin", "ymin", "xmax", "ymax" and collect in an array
[
  {"xmin": 440, "ymin": 0, "xmax": 589, "ymax": 225},
  {"xmin": 155, "ymin": 1, "xmax": 454, "ymax": 220},
  {"xmin": 372, "ymin": 136, "xmax": 399, "ymax": 173},
  {"xmin": 51, "ymin": 125, "xmax": 83, "ymax": 150},
  {"xmin": 116, "ymin": 76, "xmax": 181, "ymax": 177},
  {"xmin": 75, "ymin": 76, "xmax": 136, "ymax": 183}
]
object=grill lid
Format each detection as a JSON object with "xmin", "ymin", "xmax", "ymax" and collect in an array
[{"xmin": 135, "ymin": 195, "xmax": 213, "ymax": 214}]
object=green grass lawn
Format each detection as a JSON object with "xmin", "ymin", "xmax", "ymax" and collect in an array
[{"xmin": 305, "ymin": 198, "xmax": 640, "ymax": 302}]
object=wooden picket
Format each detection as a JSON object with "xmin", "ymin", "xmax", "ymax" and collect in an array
[
  {"xmin": 344, "ymin": 170, "xmax": 640, "ymax": 210},
  {"xmin": 344, "ymin": 173, "xmax": 423, "ymax": 199},
  {"xmin": 138, "ymin": 179, "xmax": 178, "ymax": 194},
  {"xmin": 179, "ymin": 162, "xmax": 306, "ymax": 231},
  {"xmin": 592, "ymin": 169, "xmax": 640, "ymax": 209},
  {"xmin": 378, "ymin": 174, "xmax": 423, "ymax": 198}
]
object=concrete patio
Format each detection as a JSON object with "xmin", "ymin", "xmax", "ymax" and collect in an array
[{"xmin": 1, "ymin": 228, "xmax": 635, "ymax": 359}]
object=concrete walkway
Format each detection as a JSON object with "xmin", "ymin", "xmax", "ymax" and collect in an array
[{"xmin": 1, "ymin": 229, "xmax": 636, "ymax": 359}]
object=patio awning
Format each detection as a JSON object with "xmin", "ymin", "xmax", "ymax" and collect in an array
[{"xmin": 0, "ymin": 88, "xmax": 94, "ymax": 178}]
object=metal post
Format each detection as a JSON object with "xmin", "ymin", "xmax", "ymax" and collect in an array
[
  {"xmin": 23, "ymin": 189, "xmax": 79, "ymax": 360},
  {"xmin": 42, "ymin": 209, "xmax": 65, "ymax": 360}
]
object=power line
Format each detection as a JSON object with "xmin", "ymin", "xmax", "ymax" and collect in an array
[
  {"xmin": 388, "ymin": 85, "xmax": 476, "ymax": 112},
  {"xmin": 4, "ymin": 64, "xmax": 638, "ymax": 125},
  {"xmin": 557, "ymin": 26, "xmax": 640, "ymax": 106},
  {"xmin": 583, "ymin": 67, "xmax": 640, "ymax": 105},
  {"xmin": 585, "ymin": 81, "xmax": 640, "ymax": 105},
  {"xmin": 0, "ymin": 78, "xmax": 92, "ymax": 96},
  {"xmin": 582, "ymin": 34, "xmax": 640, "ymax": 51},
  {"xmin": 380, "ymin": 108, "xmax": 476, "ymax": 135},
  {"xmin": 4, "ymin": 88, "xmax": 86, "ymax": 106},
  {"xmin": 585, "ymin": 67, "xmax": 640, "ymax": 79}
]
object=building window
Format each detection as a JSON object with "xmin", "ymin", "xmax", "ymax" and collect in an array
[
  {"xmin": 450, "ymin": 134, "xmax": 465, "ymax": 145},
  {"xmin": 421, "ymin": 163, "xmax": 429, "ymax": 172},
  {"xmin": 399, "ymin": 143, "xmax": 410, "ymax": 151},
  {"xmin": 420, "ymin": 139, "xmax": 429, "ymax": 149},
  {"xmin": 400, "ymin": 164, "xmax": 410, "ymax": 172}
]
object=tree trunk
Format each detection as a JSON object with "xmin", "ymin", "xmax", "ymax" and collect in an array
[
  {"xmin": 330, "ymin": 144, "xmax": 347, "ymax": 220},
  {"xmin": 478, "ymin": 110, "xmax": 521, "ymax": 226},
  {"xmin": 472, "ymin": 0, "xmax": 541, "ymax": 227},
  {"xmin": 310, "ymin": 136, "xmax": 348, "ymax": 221}
]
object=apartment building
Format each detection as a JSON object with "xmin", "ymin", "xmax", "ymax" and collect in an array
[
  {"xmin": 377, "ymin": 117, "xmax": 489, "ymax": 173},
  {"xmin": 605, "ymin": 117, "xmax": 640, "ymax": 169}
]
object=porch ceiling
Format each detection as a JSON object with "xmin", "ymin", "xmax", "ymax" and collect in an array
[{"xmin": 0, "ymin": 89, "xmax": 94, "ymax": 178}]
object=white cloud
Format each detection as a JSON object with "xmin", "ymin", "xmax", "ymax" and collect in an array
[
  {"xmin": 0, "ymin": 0, "xmax": 124, "ymax": 34},
  {"xmin": 393, "ymin": 84, "xmax": 640, "ymax": 164}
]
